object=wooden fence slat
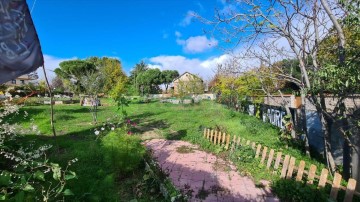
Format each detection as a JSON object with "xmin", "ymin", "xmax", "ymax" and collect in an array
[
  {"xmin": 286, "ymin": 157, "xmax": 296, "ymax": 179},
  {"xmin": 218, "ymin": 132, "xmax": 222, "ymax": 146},
  {"xmin": 266, "ymin": 149, "xmax": 274, "ymax": 169},
  {"xmin": 307, "ymin": 165, "xmax": 317, "ymax": 184},
  {"xmin": 318, "ymin": 168, "xmax": 329, "ymax": 188},
  {"xmin": 330, "ymin": 173, "xmax": 342, "ymax": 200},
  {"xmin": 231, "ymin": 136, "xmax": 237, "ymax": 151},
  {"xmin": 206, "ymin": 129, "xmax": 210, "ymax": 140},
  {"xmin": 261, "ymin": 147, "xmax": 268, "ymax": 164},
  {"xmin": 246, "ymin": 140, "xmax": 250, "ymax": 146},
  {"xmin": 210, "ymin": 130, "xmax": 214, "ymax": 142},
  {"xmin": 255, "ymin": 144, "xmax": 262, "ymax": 158},
  {"xmin": 225, "ymin": 134, "xmax": 230, "ymax": 149},
  {"xmin": 296, "ymin": 161, "xmax": 305, "ymax": 181},
  {"xmin": 274, "ymin": 152, "xmax": 282, "ymax": 170},
  {"xmin": 222, "ymin": 132, "xmax": 226, "ymax": 144},
  {"xmin": 213, "ymin": 131, "xmax": 218, "ymax": 144},
  {"xmin": 232, "ymin": 135, "xmax": 237, "ymax": 146},
  {"xmin": 281, "ymin": 155, "xmax": 290, "ymax": 178},
  {"xmin": 344, "ymin": 178, "xmax": 357, "ymax": 202},
  {"xmin": 203, "ymin": 128, "xmax": 206, "ymax": 138},
  {"xmin": 251, "ymin": 142, "xmax": 256, "ymax": 149},
  {"xmin": 237, "ymin": 137, "xmax": 241, "ymax": 148}
]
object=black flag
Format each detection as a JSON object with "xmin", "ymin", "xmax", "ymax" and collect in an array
[{"xmin": 0, "ymin": 0, "xmax": 44, "ymax": 84}]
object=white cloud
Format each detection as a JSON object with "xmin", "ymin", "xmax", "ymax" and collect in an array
[
  {"xmin": 36, "ymin": 54, "xmax": 77, "ymax": 81},
  {"xmin": 175, "ymin": 31, "xmax": 182, "ymax": 38},
  {"xmin": 148, "ymin": 54, "xmax": 230, "ymax": 80},
  {"xmin": 176, "ymin": 35, "xmax": 218, "ymax": 53},
  {"xmin": 179, "ymin": 10, "xmax": 196, "ymax": 27}
]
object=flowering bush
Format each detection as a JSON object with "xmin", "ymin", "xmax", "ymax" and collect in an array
[
  {"xmin": 93, "ymin": 116, "xmax": 138, "ymax": 140},
  {"xmin": 0, "ymin": 101, "xmax": 77, "ymax": 201}
]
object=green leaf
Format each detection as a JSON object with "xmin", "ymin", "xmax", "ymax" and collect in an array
[
  {"xmin": 0, "ymin": 193, "xmax": 6, "ymax": 200},
  {"xmin": 23, "ymin": 184, "xmax": 35, "ymax": 192},
  {"xmin": 34, "ymin": 170, "xmax": 45, "ymax": 181},
  {"xmin": 15, "ymin": 191, "xmax": 24, "ymax": 202},
  {"xmin": 65, "ymin": 171, "xmax": 77, "ymax": 180},
  {"xmin": 63, "ymin": 189, "xmax": 74, "ymax": 196},
  {"xmin": 51, "ymin": 163, "xmax": 61, "ymax": 180},
  {"xmin": 0, "ymin": 172, "xmax": 11, "ymax": 186}
]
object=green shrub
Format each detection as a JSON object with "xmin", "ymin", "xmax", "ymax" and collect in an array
[
  {"xmin": 272, "ymin": 179, "xmax": 328, "ymax": 202},
  {"xmin": 101, "ymin": 131, "xmax": 146, "ymax": 174}
]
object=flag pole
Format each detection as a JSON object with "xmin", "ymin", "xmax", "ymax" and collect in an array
[{"xmin": 42, "ymin": 65, "xmax": 56, "ymax": 137}]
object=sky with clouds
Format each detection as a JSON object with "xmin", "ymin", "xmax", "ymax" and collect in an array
[{"xmin": 27, "ymin": 0, "xmax": 234, "ymax": 81}]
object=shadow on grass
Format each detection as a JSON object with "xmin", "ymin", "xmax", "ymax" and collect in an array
[
  {"xmin": 128, "ymin": 111, "xmax": 162, "ymax": 121},
  {"xmin": 166, "ymin": 129, "xmax": 187, "ymax": 140},
  {"xmin": 16, "ymin": 126, "xmax": 147, "ymax": 201},
  {"xmin": 134, "ymin": 119, "xmax": 170, "ymax": 134}
]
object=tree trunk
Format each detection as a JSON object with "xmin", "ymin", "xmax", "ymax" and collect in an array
[
  {"xmin": 319, "ymin": 0, "xmax": 346, "ymax": 64},
  {"xmin": 318, "ymin": 109, "xmax": 336, "ymax": 173},
  {"xmin": 343, "ymin": 138, "xmax": 351, "ymax": 180},
  {"xmin": 42, "ymin": 66, "xmax": 56, "ymax": 137},
  {"xmin": 301, "ymin": 94, "xmax": 311, "ymax": 156}
]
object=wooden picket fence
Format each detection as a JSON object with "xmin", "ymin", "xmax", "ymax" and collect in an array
[{"xmin": 202, "ymin": 128, "xmax": 359, "ymax": 202}]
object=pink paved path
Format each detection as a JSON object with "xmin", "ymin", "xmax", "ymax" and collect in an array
[{"xmin": 144, "ymin": 139, "xmax": 279, "ymax": 202}]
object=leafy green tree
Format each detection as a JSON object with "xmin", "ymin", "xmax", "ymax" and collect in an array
[
  {"xmin": 86, "ymin": 57, "xmax": 127, "ymax": 94},
  {"xmin": 136, "ymin": 68, "xmax": 162, "ymax": 95},
  {"xmin": 79, "ymin": 71, "xmax": 105, "ymax": 124},
  {"xmin": 54, "ymin": 60, "xmax": 96, "ymax": 93},
  {"xmin": 129, "ymin": 61, "xmax": 149, "ymax": 95},
  {"xmin": 161, "ymin": 70, "xmax": 179, "ymax": 93},
  {"xmin": 176, "ymin": 74, "xmax": 204, "ymax": 101}
]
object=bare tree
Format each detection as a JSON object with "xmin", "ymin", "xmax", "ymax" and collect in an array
[{"xmin": 195, "ymin": 0, "xmax": 354, "ymax": 174}]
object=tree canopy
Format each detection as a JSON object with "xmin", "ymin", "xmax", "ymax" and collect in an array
[{"xmin": 161, "ymin": 70, "xmax": 179, "ymax": 93}]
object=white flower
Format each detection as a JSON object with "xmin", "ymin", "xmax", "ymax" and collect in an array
[
  {"xmin": 94, "ymin": 130, "xmax": 100, "ymax": 136},
  {"xmin": 111, "ymin": 127, "xmax": 115, "ymax": 131},
  {"xmin": 101, "ymin": 127, "xmax": 105, "ymax": 131}
]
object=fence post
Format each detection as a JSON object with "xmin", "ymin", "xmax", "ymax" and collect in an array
[
  {"xmin": 210, "ymin": 130, "xmax": 214, "ymax": 143},
  {"xmin": 295, "ymin": 161, "xmax": 305, "ymax": 181},
  {"xmin": 274, "ymin": 152, "xmax": 282, "ymax": 170},
  {"xmin": 251, "ymin": 142, "xmax": 256, "ymax": 150},
  {"xmin": 266, "ymin": 149, "xmax": 274, "ymax": 169},
  {"xmin": 261, "ymin": 147, "xmax": 268, "ymax": 164},
  {"xmin": 222, "ymin": 132, "xmax": 226, "ymax": 145},
  {"xmin": 330, "ymin": 173, "xmax": 342, "ymax": 200},
  {"xmin": 344, "ymin": 178, "xmax": 357, "ymax": 202},
  {"xmin": 280, "ymin": 155, "xmax": 290, "ymax": 178},
  {"xmin": 307, "ymin": 165, "xmax": 317, "ymax": 184},
  {"xmin": 225, "ymin": 134, "xmax": 230, "ymax": 150},
  {"xmin": 214, "ymin": 131, "xmax": 218, "ymax": 144},
  {"xmin": 255, "ymin": 144, "xmax": 262, "ymax": 158},
  {"xmin": 318, "ymin": 168, "xmax": 329, "ymax": 188},
  {"xmin": 231, "ymin": 135, "xmax": 237, "ymax": 151},
  {"xmin": 286, "ymin": 157, "xmax": 296, "ymax": 179},
  {"xmin": 218, "ymin": 132, "xmax": 222, "ymax": 146}
]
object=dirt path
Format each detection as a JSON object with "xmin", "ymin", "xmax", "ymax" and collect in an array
[{"xmin": 144, "ymin": 139, "xmax": 279, "ymax": 202}]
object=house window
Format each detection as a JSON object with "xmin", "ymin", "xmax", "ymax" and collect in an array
[
  {"xmin": 11, "ymin": 79, "xmax": 16, "ymax": 84},
  {"xmin": 20, "ymin": 80, "xmax": 25, "ymax": 84}
]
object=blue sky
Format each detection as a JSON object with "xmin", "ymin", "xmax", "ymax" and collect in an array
[{"xmin": 27, "ymin": 0, "xmax": 232, "ymax": 80}]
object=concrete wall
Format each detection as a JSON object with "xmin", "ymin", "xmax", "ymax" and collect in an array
[
  {"xmin": 248, "ymin": 103, "xmax": 346, "ymax": 165},
  {"xmin": 263, "ymin": 94, "xmax": 360, "ymax": 113}
]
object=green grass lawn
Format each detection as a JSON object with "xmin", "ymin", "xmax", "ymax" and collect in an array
[{"xmin": 9, "ymin": 98, "xmax": 327, "ymax": 201}]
